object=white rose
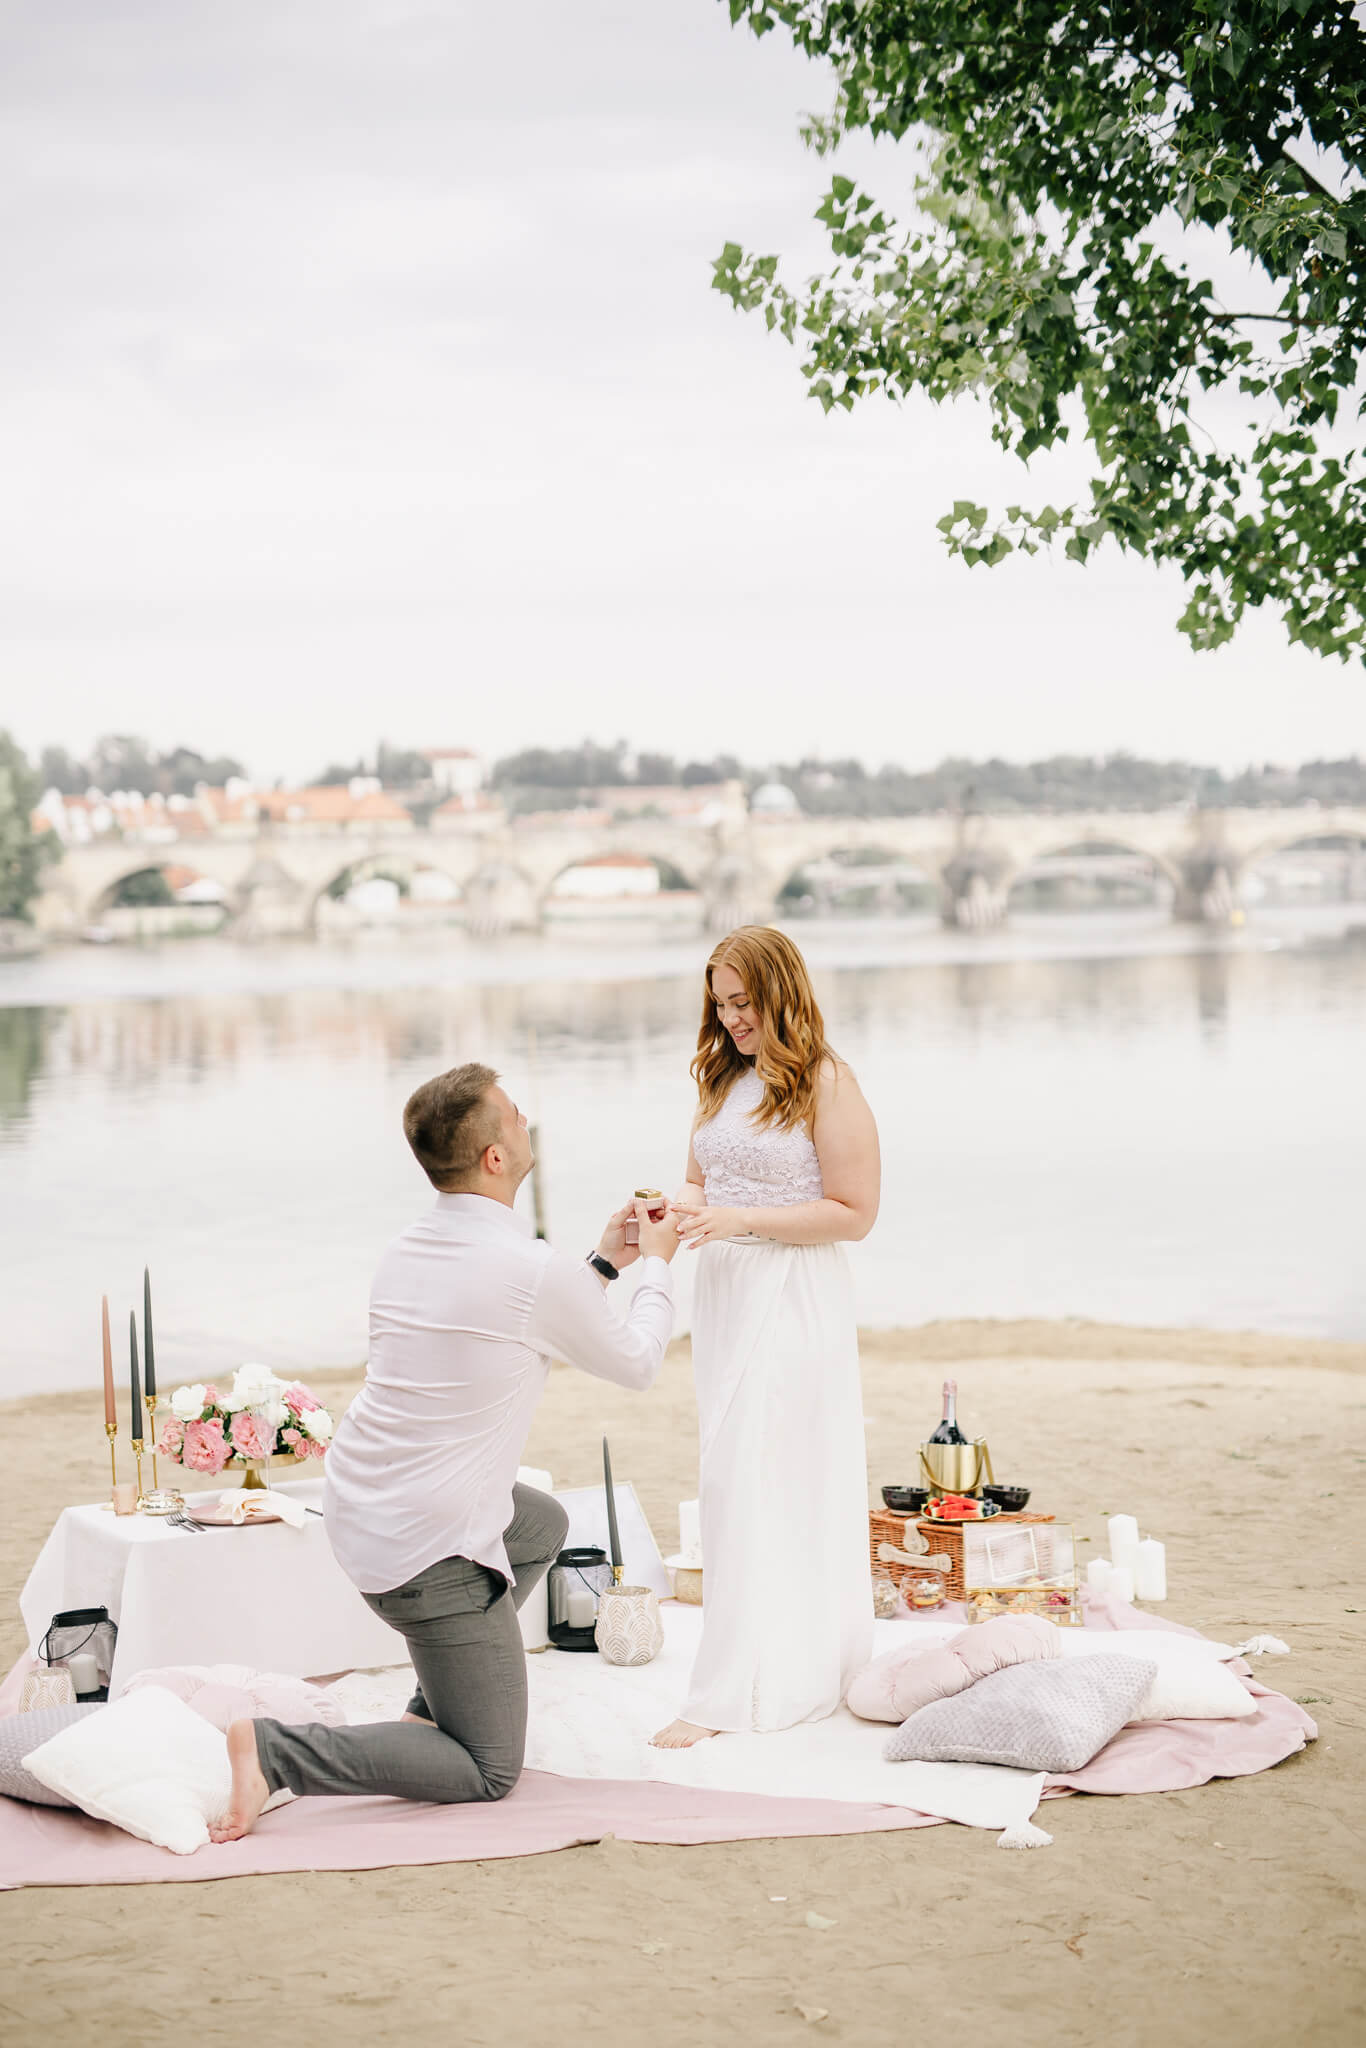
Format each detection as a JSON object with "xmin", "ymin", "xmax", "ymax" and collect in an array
[
  {"xmin": 227, "ymin": 1364, "xmax": 278, "ymax": 1412},
  {"xmin": 260, "ymin": 1395, "xmax": 288, "ymax": 1430},
  {"xmin": 171, "ymin": 1383, "xmax": 207, "ymax": 1421},
  {"xmin": 301, "ymin": 1406, "xmax": 333, "ymax": 1444}
]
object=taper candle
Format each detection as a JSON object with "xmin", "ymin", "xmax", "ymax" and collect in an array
[
  {"xmin": 101, "ymin": 1296, "xmax": 115, "ymax": 1429},
  {"xmin": 129, "ymin": 1310, "xmax": 143, "ymax": 1443},
  {"xmin": 602, "ymin": 1436, "xmax": 622, "ymax": 1582},
  {"xmin": 143, "ymin": 1268, "xmax": 155, "ymax": 1398}
]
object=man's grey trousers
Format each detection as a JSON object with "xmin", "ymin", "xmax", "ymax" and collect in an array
[{"xmin": 253, "ymin": 1483, "xmax": 570, "ymax": 1805}]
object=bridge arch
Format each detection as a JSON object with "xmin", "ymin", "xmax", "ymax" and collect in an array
[
  {"xmin": 1004, "ymin": 838, "xmax": 1179, "ymax": 912},
  {"xmin": 310, "ymin": 852, "xmax": 467, "ymax": 930},
  {"xmin": 776, "ymin": 844, "xmax": 937, "ymax": 917},
  {"xmin": 540, "ymin": 850, "xmax": 703, "ymax": 924},
  {"xmin": 1238, "ymin": 830, "xmax": 1366, "ymax": 906}
]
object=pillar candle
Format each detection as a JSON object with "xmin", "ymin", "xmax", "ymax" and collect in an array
[
  {"xmin": 565, "ymin": 1587, "xmax": 596, "ymax": 1628},
  {"xmin": 1109, "ymin": 1565, "xmax": 1135, "ymax": 1604},
  {"xmin": 678, "ymin": 1500, "xmax": 701, "ymax": 1563},
  {"xmin": 143, "ymin": 1268, "xmax": 156, "ymax": 1398},
  {"xmin": 67, "ymin": 1652, "xmax": 100, "ymax": 1697},
  {"xmin": 1108, "ymin": 1514, "xmax": 1140, "ymax": 1572},
  {"xmin": 129, "ymin": 1311, "xmax": 143, "ymax": 1442},
  {"xmin": 101, "ymin": 1296, "xmax": 115, "ymax": 1428},
  {"xmin": 1135, "ymin": 1538, "xmax": 1167, "ymax": 1601},
  {"xmin": 1086, "ymin": 1557, "xmax": 1113, "ymax": 1595}
]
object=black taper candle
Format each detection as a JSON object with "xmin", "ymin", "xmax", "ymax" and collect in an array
[
  {"xmin": 602, "ymin": 1436, "xmax": 622, "ymax": 1579},
  {"xmin": 143, "ymin": 1268, "xmax": 155, "ymax": 1398},
  {"xmin": 129, "ymin": 1310, "xmax": 143, "ymax": 1441}
]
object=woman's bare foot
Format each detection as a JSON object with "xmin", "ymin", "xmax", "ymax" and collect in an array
[
  {"xmin": 209, "ymin": 1720, "xmax": 271, "ymax": 1842},
  {"xmin": 650, "ymin": 1719, "xmax": 718, "ymax": 1749}
]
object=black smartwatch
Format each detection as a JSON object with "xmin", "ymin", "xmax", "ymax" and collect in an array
[{"xmin": 587, "ymin": 1251, "xmax": 619, "ymax": 1282}]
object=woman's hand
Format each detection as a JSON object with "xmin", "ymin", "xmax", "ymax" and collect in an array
[{"xmin": 674, "ymin": 1202, "xmax": 746, "ymax": 1250}]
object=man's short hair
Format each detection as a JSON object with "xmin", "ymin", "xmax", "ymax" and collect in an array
[{"xmin": 402, "ymin": 1062, "xmax": 503, "ymax": 1190}]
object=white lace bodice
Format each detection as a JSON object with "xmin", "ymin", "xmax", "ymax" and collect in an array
[{"xmin": 693, "ymin": 1066, "xmax": 823, "ymax": 1210}]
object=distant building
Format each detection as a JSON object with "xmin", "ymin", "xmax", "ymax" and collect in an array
[
  {"xmin": 423, "ymin": 748, "xmax": 484, "ymax": 800},
  {"xmin": 750, "ymin": 781, "xmax": 799, "ymax": 816}
]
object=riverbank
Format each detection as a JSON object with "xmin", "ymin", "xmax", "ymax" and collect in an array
[{"xmin": 2, "ymin": 1320, "xmax": 1362, "ymax": 2044}]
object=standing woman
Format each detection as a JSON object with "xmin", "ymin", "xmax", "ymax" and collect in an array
[{"xmin": 652, "ymin": 927, "xmax": 880, "ymax": 1748}]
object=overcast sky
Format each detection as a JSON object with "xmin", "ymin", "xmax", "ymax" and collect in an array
[{"xmin": 3, "ymin": 0, "xmax": 1362, "ymax": 782}]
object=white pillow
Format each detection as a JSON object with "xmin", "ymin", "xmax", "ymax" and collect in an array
[
  {"xmin": 22, "ymin": 1683, "xmax": 231, "ymax": 1854},
  {"xmin": 1059, "ymin": 1631, "xmax": 1255, "ymax": 1722}
]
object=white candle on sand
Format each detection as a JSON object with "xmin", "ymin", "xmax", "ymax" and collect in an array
[
  {"xmin": 1135, "ymin": 1538, "xmax": 1167, "ymax": 1600},
  {"xmin": 1086, "ymin": 1557, "xmax": 1113, "ymax": 1595},
  {"xmin": 1109, "ymin": 1565, "xmax": 1135, "ymax": 1604},
  {"xmin": 1108, "ymin": 1514, "xmax": 1140, "ymax": 1572}
]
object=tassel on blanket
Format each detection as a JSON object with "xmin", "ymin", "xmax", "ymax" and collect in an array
[
  {"xmin": 1233, "ymin": 1635, "xmax": 1290, "ymax": 1657},
  {"xmin": 997, "ymin": 1820, "xmax": 1053, "ymax": 1849}
]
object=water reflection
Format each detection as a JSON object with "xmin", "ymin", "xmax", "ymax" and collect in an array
[{"xmin": 2, "ymin": 920, "xmax": 1364, "ymax": 1397}]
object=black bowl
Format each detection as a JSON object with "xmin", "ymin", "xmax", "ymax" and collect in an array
[
  {"xmin": 981, "ymin": 1484, "xmax": 1031, "ymax": 1513},
  {"xmin": 881, "ymin": 1485, "xmax": 931, "ymax": 1514}
]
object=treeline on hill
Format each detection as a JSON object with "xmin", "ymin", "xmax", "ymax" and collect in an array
[
  {"xmin": 38, "ymin": 735, "xmax": 247, "ymax": 799},
  {"xmin": 489, "ymin": 746, "xmax": 1366, "ymax": 817}
]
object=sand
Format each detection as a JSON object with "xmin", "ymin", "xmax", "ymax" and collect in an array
[{"xmin": 2, "ymin": 1320, "xmax": 1364, "ymax": 2047}]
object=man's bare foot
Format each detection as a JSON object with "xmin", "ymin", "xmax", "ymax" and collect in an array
[
  {"xmin": 401, "ymin": 1711, "xmax": 430, "ymax": 1724},
  {"xmin": 650, "ymin": 1719, "xmax": 718, "ymax": 1749},
  {"xmin": 209, "ymin": 1720, "xmax": 271, "ymax": 1842}
]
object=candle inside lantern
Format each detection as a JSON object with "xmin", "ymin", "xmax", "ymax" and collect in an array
[
  {"xmin": 565, "ymin": 1587, "xmax": 596, "ymax": 1629},
  {"xmin": 101, "ymin": 1296, "xmax": 115, "ymax": 1429},
  {"xmin": 129, "ymin": 1311, "xmax": 143, "ymax": 1442},
  {"xmin": 1135, "ymin": 1537, "xmax": 1167, "ymax": 1601},
  {"xmin": 67, "ymin": 1651, "xmax": 100, "ymax": 1697},
  {"xmin": 142, "ymin": 1267, "xmax": 155, "ymax": 1399}
]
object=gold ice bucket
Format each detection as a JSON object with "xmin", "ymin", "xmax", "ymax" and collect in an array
[{"xmin": 918, "ymin": 1437, "xmax": 995, "ymax": 1497}]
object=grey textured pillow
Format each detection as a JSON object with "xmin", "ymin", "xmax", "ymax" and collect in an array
[
  {"xmin": 885, "ymin": 1655, "xmax": 1156, "ymax": 1773},
  {"xmin": 0, "ymin": 1705, "xmax": 104, "ymax": 1807}
]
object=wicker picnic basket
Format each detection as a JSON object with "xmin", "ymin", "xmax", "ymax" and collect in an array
[{"xmin": 867, "ymin": 1508, "xmax": 1056, "ymax": 1603}]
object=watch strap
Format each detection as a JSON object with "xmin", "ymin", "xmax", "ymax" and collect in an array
[{"xmin": 587, "ymin": 1251, "xmax": 619, "ymax": 1282}]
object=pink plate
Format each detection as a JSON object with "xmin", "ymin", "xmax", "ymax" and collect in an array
[{"xmin": 187, "ymin": 1498, "xmax": 283, "ymax": 1527}]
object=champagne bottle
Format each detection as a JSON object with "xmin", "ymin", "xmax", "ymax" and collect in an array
[{"xmin": 928, "ymin": 1378, "xmax": 968, "ymax": 1447}]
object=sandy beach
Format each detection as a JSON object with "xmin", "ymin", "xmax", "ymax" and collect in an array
[{"xmin": 2, "ymin": 1320, "xmax": 1363, "ymax": 2046}]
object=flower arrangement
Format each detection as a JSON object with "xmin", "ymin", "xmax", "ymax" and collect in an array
[{"xmin": 156, "ymin": 1364, "xmax": 334, "ymax": 1478}]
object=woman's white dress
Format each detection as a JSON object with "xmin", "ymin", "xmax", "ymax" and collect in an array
[{"xmin": 682, "ymin": 1066, "xmax": 873, "ymax": 1732}]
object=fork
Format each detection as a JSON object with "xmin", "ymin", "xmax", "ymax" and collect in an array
[{"xmin": 165, "ymin": 1509, "xmax": 205, "ymax": 1534}]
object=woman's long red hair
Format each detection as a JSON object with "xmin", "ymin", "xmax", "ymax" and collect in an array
[{"xmin": 691, "ymin": 926, "xmax": 832, "ymax": 1133}]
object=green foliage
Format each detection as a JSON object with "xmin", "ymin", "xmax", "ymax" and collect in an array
[
  {"xmin": 715, "ymin": 0, "xmax": 1366, "ymax": 661},
  {"xmin": 111, "ymin": 867, "xmax": 175, "ymax": 908},
  {"xmin": 0, "ymin": 731, "xmax": 57, "ymax": 921},
  {"xmin": 86, "ymin": 735, "xmax": 246, "ymax": 796}
]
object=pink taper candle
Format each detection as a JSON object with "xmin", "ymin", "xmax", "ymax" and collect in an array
[{"xmin": 101, "ymin": 1296, "xmax": 115, "ymax": 1428}]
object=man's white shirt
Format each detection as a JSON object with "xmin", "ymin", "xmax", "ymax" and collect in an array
[{"xmin": 323, "ymin": 1193, "xmax": 674, "ymax": 1594}]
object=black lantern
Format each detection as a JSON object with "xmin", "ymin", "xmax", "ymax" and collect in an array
[{"xmin": 546, "ymin": 1547, "xmax": 613, "ymax": 1651}]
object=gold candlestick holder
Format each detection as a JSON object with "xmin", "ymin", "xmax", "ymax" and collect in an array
[
  {"xmin": 131, "ymin": 1436, "xmax": 146, "ymax": 1507},
  {"xmin": 137, "ymin": 1394, "xmax": 183, "ymax": 1514},
  {"xmin": 104, "ymin": 1420, "xmax": 118, "ymax": 1509}
]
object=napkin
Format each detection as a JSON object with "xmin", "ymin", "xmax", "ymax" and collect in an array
[{"xmin": 225, "ymin": 1490, "xmax": 308, "ymax": 1530}]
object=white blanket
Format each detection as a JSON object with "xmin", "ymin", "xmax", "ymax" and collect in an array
[{"xmin": 327, "ymin": 1605, "xmax": 1049, "ymax": 1842}]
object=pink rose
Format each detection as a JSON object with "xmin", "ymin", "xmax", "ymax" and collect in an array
[
  {"xmin": 282, "ymin": 1427, "xmax": 301, "ymax": 1448},
  {"xmin": 284, "ymin": 1383, "xmax": 320, "ymax": 1413},
  {"xmin": 202, "ymin": 1384, "xmax": 220, "ymax": 1405},
  {"xmin": 297, "ymin": 1435, "xmax": 325, "ymax": 1460},
  {"xmin": 157, "ymin": 1415, "xmax": 185, "ymax": 1460},
  {"xmin": 182, "ymin": 1417, "xmax": 229, "ymax": 1475},
  {"xmin": 229, "ymin": 1411, "xmax": 272, "ymax": 1462}
]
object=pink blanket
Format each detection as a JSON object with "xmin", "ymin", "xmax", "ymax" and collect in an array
[{"xmin": 0, "ymin": 1596, "xmax": 1316, "ymax": 1889}]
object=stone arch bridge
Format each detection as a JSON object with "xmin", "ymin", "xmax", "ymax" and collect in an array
[{"xmin": 33, "ymin": 804, "xmax": 1366, "ymax": 937}]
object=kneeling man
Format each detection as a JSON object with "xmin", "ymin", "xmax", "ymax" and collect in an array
[{"xmin": 212, "ymin": 1062, "xmax": 677, "ymax": 1839}]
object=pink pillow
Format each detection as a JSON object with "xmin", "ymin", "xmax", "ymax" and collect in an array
[
  {"xmin": 123, "ymin": 1664, "xmax": 345, "ymax": 1731},
  {"xmin": 847, "ymin": 1614, "xmax": 1060, "ymax": 1723}
]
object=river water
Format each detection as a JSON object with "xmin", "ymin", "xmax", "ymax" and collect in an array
[{"xmin": 1, "ymin": 906, "xmax": 1363, "ymax": 1401}]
